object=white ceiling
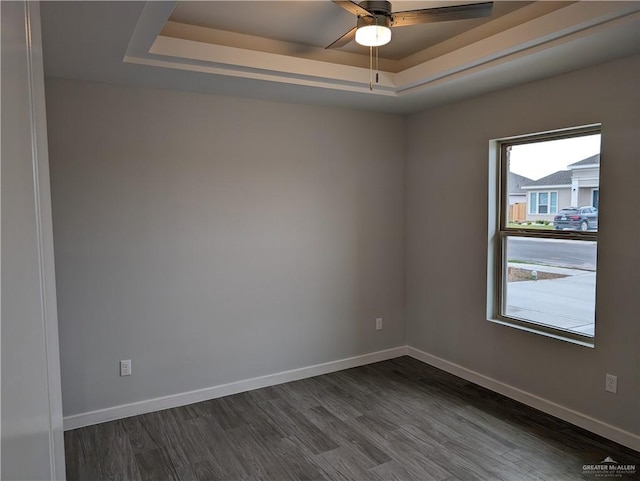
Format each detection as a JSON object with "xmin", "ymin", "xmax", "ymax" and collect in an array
[{"xmin": 40, "ymin": 1, "xmax": 640, "ymax": 114}]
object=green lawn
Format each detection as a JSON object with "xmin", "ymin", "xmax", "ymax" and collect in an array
[{"xmin": 507, "ymin": 222, "xmax": 555, "ymax": 230}]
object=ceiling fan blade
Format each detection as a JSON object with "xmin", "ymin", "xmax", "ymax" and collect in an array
[
  {"xmin": 326, "ymin": 26, "xmax": 357, "ymax": 49},
  {"xmin": 392, "ymin": 1, "xmax": 493, "ymax": 27},
  {"xmin": 332, "ymin": 0, "xmax": 372, "ymax": 17}
]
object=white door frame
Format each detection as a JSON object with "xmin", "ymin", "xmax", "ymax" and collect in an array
[{"xmin": 1, "ymin": 1, "xmax": 66, "ymax": 478}]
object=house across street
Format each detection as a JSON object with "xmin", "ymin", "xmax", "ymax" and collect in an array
[{"xmin": 508, "ymin": 154, "xmax": 600, "ymax": 225}]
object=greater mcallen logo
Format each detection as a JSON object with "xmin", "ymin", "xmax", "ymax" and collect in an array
[{"xmin": 583, "ymin": 457, "xmax": 637, "ymax": 477}]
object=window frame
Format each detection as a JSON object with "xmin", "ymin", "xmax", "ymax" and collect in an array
[{"xmin": 488, "ymin": 125, "xmax": 600, "ymax": 346}]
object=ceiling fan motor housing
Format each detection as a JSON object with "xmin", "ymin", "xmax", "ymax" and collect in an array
[
  {"xmin": 359, "ymin": 1, "xmax": 392, "ymax": 16},
  {"xmin": 357, "ymin": 14, "xmax": 392, "ymax": 30}
]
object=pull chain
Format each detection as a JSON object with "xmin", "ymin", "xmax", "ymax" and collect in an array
[
  {"xmin": 369, "ymin": 46, "xmax": 373, "ymax": 91},
  {"xmin": 369, "ymin": 46, "xmax": 381, "ymax": 90},
  {"xmin": 376, "ymin": 46, "xmax": 379, "ymax": 85}
]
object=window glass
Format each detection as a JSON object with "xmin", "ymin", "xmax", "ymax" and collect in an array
[
  {"xmin": 503, "ymin": 236, "xmax": 597, "ymax": 336},
  {"xmin": 539, "ymin": 193, "xmax": 548, "ymax": 214},
  {"xmin": 529, "ymin": 193, "xmax": 537, "ymax": 214}
]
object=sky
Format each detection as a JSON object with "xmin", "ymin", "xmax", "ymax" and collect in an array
[{"xmin": 509, "ymin": 134, "xmax": 601, "ymax": 181}]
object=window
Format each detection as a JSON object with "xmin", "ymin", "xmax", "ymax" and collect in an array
[
  {"xmin": 529, "ymin": 191, "xmax": 557, "ymax": 214},
  {"xmin": 488, "ymin": 126, "xmax": 601, "ymax": 345}
]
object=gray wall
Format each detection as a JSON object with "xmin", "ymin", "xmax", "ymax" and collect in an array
[
  {"xmin": 45, "ymin": 79, "xmax": 406, "ymax": 416},
  {"xmin": 406, "ymin": 55, "xmax": 639, "ymax": 435},
  {"xmin": 2, "ymin": 2, "xmax": 65, "ymax": 479}
]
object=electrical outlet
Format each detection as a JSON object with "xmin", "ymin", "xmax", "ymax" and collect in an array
[
  {"xmin": 605, "ymin": 373, "xmax": 617, "ymax": 393},
  {"xmin": 120, "ymin": 359, "xmax": 132, "ymax": 377},
  {"xmin": 376, "ymin": 318, "xmax": 383, "ymax": 330}
]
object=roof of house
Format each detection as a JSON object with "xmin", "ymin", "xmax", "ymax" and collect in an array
[
  {"xmin": 522, "ymin": 170, "xmax": 572, "ymax": 188},
  {"xmin": 569, "ymin": 153, "xmax": 600, "ymax": 167},
  {"xmin": 508, "ymin": 172, "xmax": 533, "ymax": 194},
  {"xmin": 522, "ymin": 153, "xmax": 600, "ymax": 189}
]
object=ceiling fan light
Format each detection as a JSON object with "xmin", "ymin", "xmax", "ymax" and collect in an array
[{"xmin": 355, "ymin": 15, "xmax": 392, "ymax": 47}]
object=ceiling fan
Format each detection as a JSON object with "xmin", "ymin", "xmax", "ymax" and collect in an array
[{"xmin": 327, "ymin": 1, "xmax": 494, "ymax": 49}]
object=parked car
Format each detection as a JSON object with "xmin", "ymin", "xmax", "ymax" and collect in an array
[{"xmin": 554, "ymin": 206, "xmax": 598, "ymax": 231}]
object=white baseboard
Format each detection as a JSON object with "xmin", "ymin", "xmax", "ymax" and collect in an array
[
  {"xmin": 64, "ymin": 344, "xmax": 640, "ymax": 452},
  {"xmin": 63, "ymin": 346, "xmax": 408, "ymax": 431},
  {"xmin": 406, "ymin": 346, "xmax": 640, "ymax": 452}
]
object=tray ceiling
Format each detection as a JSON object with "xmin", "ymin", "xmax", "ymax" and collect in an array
[{"xmin": 41, "ymin": 1, "xmax": 640, "ymax": 113}]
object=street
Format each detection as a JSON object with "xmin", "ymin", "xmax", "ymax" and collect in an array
[{"xmin": 507, "ymin": 237, "xmax": 597, "ymax": 270}]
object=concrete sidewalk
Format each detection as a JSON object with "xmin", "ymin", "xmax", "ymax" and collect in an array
[{"xmin": 505, "ymin": 265, "xmax": 596, "ymax": 337}]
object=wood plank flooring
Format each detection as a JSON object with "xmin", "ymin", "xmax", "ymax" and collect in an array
[{"xmin": 65, "ymin": 357, "xmax": 640, "ymax": 480}]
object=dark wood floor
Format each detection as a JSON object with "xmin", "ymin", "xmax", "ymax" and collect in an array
[{"xmin": 65, "ymin": 356, "xmax": 640, "ymax": 481}]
